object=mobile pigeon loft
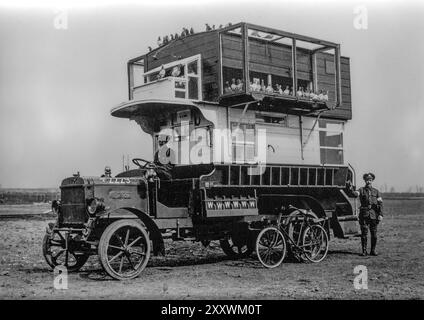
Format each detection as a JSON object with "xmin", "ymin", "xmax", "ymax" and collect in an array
[{"xmin": 43, "ymin": 22, "xmax": 359, "ymax": 280}]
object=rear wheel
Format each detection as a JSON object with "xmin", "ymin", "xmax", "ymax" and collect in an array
[
  {"xmin": 98, "ymin": 219, "xmax": 151, "ymax": 280},
  {"xmin": 256, "ymin": 227, "xmax": 286, "ymax": 268}
]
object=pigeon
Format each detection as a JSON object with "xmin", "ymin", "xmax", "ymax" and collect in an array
[
  {"xmin": 224, "ymin": 81, "xmax": 232, "ymax": 94},
  {"xmin": 206, "ymin": 23, "xmax": 212, "ymax": 31},
  {"xmin": 236, "ymin": 79, "xmax": 244, "ymax": 92},
  {"xmin": 251, "ymin": 30, "xmax": 261, "ymax": 37},
  {"xmin": 170, "ymin": 34, "xmax": 174, "ymax": 41},
  {"xmin": 174, "ymin": 33, "xmax": 179, "ymax": 40},
  {"xmin": 157, "ymin": 36, "xmax": 161, "ymax": 46},
  {"xmin": 190, "ymin": 27, "xmax": 194, "ymax": 34},
  {"xmin": 252, "ymin": 79, "xmax": 260, "ymax": 92},
  {"xmin": 297, "ymin": 86, "xmax": 304, "ymax": 98},
  {"xmin": 163, "ymin": 35, "xmax": 169, "ymax": 44},
  {"xmin": 212, "ymin": 25, "xmax": 215, "ymax": 30},
  {"xmin": 231, "ymin": 78, "xmax": 237, "ymax": 91},
  {"xmin": 323, "ymin": 90, "xmax": 329, "ymax": 101},
  {"xmin": 171, "ymin": 65, "xmax": 181, "ymax": 77},
  {"xmin": 148, "ymin": 46, "xmax": 152, "ymax": 52},
  {"xmin": 219, "ymin": 24, "xmax": 223, "ymax": 29},
  {"xmin": 266, "ymin": 83, "xmax": 274, "ymax": 94},
  {"xmin": 158, "ymin": 65, "xmax": 166, "ymax": 79},
  {"xmin": 276, "ymin": 84, "xmax": 283, "ymax": 95}
]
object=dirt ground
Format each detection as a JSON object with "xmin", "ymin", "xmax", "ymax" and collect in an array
[{"xmin": 0, "ymin": 199, "xmax": 423, "ymax": 300}]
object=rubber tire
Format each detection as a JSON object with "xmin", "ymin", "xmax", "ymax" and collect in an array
[
  {"xmin": 256, "ymin": 227, "xmax": 287, "ymax": 268},
  {"xmin": 302, "ymin": 224, "xmax": 329, "ymax": 263},
  {"xmin": 98, "ymin": 219, "xmax": 151, "ymax": 280},
  {"xmin": 42, "ymin": 234, "xmax": 89, "ymax": 272}
]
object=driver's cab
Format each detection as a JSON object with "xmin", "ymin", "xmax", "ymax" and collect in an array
[{"xmin": 152, "ymin": 107, "xmax": 214, "ymax": 169}]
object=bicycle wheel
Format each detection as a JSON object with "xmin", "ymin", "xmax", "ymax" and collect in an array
[
  {"xmin": 256, "ymin": 227, "xmax": 286, "ymax": 268},
  {"xmin": 301, "ymin": 224, "xmax": 329, "ymax": 263}
]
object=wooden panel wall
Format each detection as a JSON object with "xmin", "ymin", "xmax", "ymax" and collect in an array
[
  {"xmin": 145, "ymin": 31, "xmax": 220, "ymax": 102},
  {"xmin": 142, "ymin": 31, "xmax": 352, "ymax": 120}
]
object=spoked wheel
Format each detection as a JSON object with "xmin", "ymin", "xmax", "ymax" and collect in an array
[
  {"xmin": 280, "ymin": 210, "xmax": 318, "ymax": 262},
  {"xmin": 220, "ymin": 236, "xmax": 253, "ymax": 259},
  {"xmin": 98, "ymin": 219, "xmax": 151, "ymax": 280},
  {"xmin": 42, "ymin": 232, "xmax": 89, "ymax": 272},
  {"xmin": 256, "ymin": 227, "xmax": 287, "ymax": 268},
  {"xmin": 301, "ymin": 224, "xmax": 329, "ymax": 263}
]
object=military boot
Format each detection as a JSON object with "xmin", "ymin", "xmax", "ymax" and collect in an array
[
  {"xmin": 370, "ymin": 237, "xmax": 378, "ymax": 256},
  {"xmin": 360, "ymin": 237, "xmax": 368, "ymax": 256}
]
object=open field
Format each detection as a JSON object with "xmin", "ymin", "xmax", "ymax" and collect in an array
[{"xmin": 0, "ymin": 199, "xmax": 423, "ymax": 299}]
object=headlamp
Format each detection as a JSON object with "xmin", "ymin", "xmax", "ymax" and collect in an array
[{"xmin": 87, "ymin": 198, "xmax": 98, "ymax": 215}]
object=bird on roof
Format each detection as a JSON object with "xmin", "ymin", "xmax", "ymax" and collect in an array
[
  {"xmin": 219, "ymin": 24, "xmax": 223, "ymax": 29},
  {"xmin": 163, "ymin": 35, "xmax": 169, "ymax": 44},
  {"xmin": 205, "ymin": 23, "xmax": 212, "ymax": 31},
  {"xmin": 225, "ymin": 22, "xmax": 233, "ymax": 27},
  {"xmin": 190, "ymin": 27, "xmax": 194, "ymax": 34},
  {"xmin": 148, "ymin": 46, "xmax": 152, "ymax": 52},
  {"xmin": 157, "ymin": 36, "xmax": 161, "ymax": 46},
  {"xmin": 251, "ymin": 30, "xmax": 260, "ymax": 37},
  {"xmin": 170, "ymin": 34, "xmax": 174, "ymax": 41},
  {"xmin": 212, "ymin": 25, "xmax": 215, "ymax": 30}
]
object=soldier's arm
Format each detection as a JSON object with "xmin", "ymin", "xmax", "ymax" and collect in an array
[{"xmin": 352, "ymin": 187, "xmax": 361, "ymax": 197}]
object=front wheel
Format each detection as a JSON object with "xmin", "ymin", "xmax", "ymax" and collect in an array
[
  {"xmin": 42, "ymin": 233, "xmax": 89, "ymax": 272},
  {"xmin": 256, "ymin": 227, "xmax": 286, "ymax": 268},
  {"xmin": 98, "ymin": 219, "xmax": 151, "ymax": 280}
]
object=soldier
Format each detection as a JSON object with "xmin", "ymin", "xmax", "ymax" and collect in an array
[{"xmin": 353, "ymin": 173, "xmax": 383, "ymax": 256}]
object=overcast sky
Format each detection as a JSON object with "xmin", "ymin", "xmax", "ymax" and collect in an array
[{"xmin": 0, "ymin": 0, "xmax": 423, "ymax": 191}]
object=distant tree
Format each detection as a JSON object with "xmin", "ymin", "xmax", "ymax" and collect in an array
[{"xmin": 389, "ymin": 186, "xmax": 395, "ymax": 193}]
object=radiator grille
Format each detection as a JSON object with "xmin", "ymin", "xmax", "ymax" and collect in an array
[{"xmin": 60, "ymin": 187, "xmax": 86, "ymax": 225}]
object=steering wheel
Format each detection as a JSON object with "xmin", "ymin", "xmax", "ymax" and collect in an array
[{"xmin": 132, "ymin": 158, "xmax": 155, "ymax": 169}]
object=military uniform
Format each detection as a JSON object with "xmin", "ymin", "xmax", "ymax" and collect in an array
[{"xmin": 356, "ymin": 173, "xmax": 383, "ymax": 256}]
